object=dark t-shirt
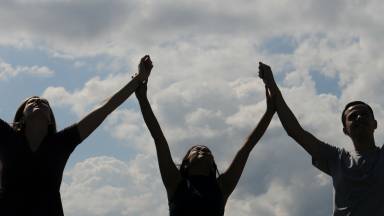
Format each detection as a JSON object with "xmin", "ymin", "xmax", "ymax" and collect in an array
[
  {"xmin": 0, "ymin": 118, "xmax": 82, "ymax": 216},
  {"xmin": 169, "ymin": 175, "xmax": 225, "ymax": 216},
  {"xmin": 312, "ymin": 142, "xmax": 384, "ymax": 216}
]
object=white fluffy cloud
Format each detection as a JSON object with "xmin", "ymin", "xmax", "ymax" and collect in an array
[
  {"xmin": 0, "ymin": 0, "xmax": 382, "ymax": 57},
  {"xmin": 0, "ymin": 58, "xmax": 54, "ymax": 80},
  {"xmin": 42, "ymin": 72, "xmax": 133, "ymax": 116},
  {"xmin": 61, "ymin": 155, "xmax": 167, "ymax": 216},
  {"xmin": 43, "ymin": 33, "xmax": 384, "ymax": 216},
  {"xmin": 3, "ymin": 0, "xmax": 384, "ymax": 215}
]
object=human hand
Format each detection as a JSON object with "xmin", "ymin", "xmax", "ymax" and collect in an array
[
  {"xmin": 258, "ymin": 62, "xmax": 274, "ymax": 86},
  {"xmin": 138, "ymin": 55, "xmax": 153, "ymax": 81},
  {"xmin": 135, "ymin": 82, "xmax": 148, "ymax": 99}
]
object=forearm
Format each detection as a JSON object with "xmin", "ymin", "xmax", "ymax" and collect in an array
[
  {"xmin": 260, "ymin": 63, "xmax": 321, "ymax": 155},
  {"xmin": 137, "ymin": 95, "xmax": 174, "ymax": 166},
  {"xmin": 243, "ymin": 110, "xmax": 274, "ymax": 152},
  {"xmin": 268, "ymin": 81, "xmax": 304, "ymax": 138},
  {"xmin": 103, "ymin": 75, "xmax": 144, "ymax": 114},
  {"xmin": 220, "ymin": 110, "xmax": 274, "ymax": 197},
  {"xmin": 137, "ymin": 95, "xmax": 167, "ymax": 140},
  {"xmin": 77, "ymin": 75, "xmax": 145, "ymax": 140},
  {"xmin": 137, "ymin": 95, "xmax": 180, "ymax": 191},
  {"xmin": 227, "ymin": 110, "xmax": 274, "ymax": 174}
]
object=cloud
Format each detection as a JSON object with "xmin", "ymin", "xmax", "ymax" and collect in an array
[
  {"xmin": 0, "ymin": 58, "xmax": 54, "ymax": 80},
  {"xmin": 37, "ymin": 33, "xmax": 382, "ymax": 216},
  {"xmin": 65, "ymin": 43, "xmax": 343, "ymax": 216},
  {"xmin": 61, "ymin": 155, "xmax": 168, "ymax": 216},
  {"xmin": 0, "ymin": 0, "xmax": 134, "ymax": 55},
  {"xmin": 4, "ymin": 0, "xmax": 384, "ymax": 215},
  {"xmin": 42, "ymin": 72, "xmax": 133, "ymax": 116},
  {"xmin": 40, "ymin": 29, "xmax": 380, "ymax": 215},
  {"xmin": 0, "ymin": 0, "xmax": 382, "ymax": 58}
]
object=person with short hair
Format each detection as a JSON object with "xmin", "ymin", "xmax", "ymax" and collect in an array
[{"xmin": 259, "ymin": 62, "xmax": 384, "ymax": 216}]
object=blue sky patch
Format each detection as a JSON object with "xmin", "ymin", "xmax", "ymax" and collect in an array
[
  {"xmin": 260, "ymin": 35, "xmax": 298, "ymax": 55},
  {"xmin": 310, "ymin": 69, "xmax": 341, "ymax": 97}
]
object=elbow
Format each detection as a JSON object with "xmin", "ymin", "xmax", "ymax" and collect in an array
[
  {"xmin": 284, "ymin": 126, "xmax": 304, "ymax": 140},
  {"xmin": 285, "ymin": 129, "xmax": 296, "ymax": 138}
]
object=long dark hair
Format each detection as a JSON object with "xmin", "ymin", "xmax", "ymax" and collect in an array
[
  {"xmin": 12, "ymin": 96, "xmax": 57, "ymax": 136},
  {"xmin": 179, "ymin": 145, "xmax": 220, "ymax": 178}
]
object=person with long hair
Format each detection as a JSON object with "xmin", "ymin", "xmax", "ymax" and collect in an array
[
  {"xmin": 0, "ymin": 55, "xmax": 152, "ymax": 215},
  {"xmin": 135, "ymin": 59, "xmax": 275, "ymax": 216}
]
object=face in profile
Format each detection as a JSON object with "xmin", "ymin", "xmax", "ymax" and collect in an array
[{"xmin": 343, "ymin": 104, "xmax": 377, "ymax": 137}]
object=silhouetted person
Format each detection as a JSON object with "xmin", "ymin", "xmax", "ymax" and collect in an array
[
  {"xmin": 0, "ymin": 56, "xmax": 152, "ymax": 216},
  {"xmin": 259, "ymin": 62, "xmax": 384, "ymax": 216},
  {"xmin": 135, "ymin": 59, "xmax": 275, "ymax": 216}
]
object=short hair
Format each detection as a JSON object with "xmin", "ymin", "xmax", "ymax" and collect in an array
[
  {"xmin": 341, "ymin": 101, "xmax": 374, "ymax": 127},
  {"xmin": 180, "ymin": 145, "xmax": 219, "ymax": 178},
  {"xmin": 13, "ymin": 96, "xmax": 57, "ymax": 136}
]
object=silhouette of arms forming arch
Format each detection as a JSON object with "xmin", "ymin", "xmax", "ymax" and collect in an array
[
  {"xmin": 77, "ymin": 56, "xmax": 152, "ymax": 141},
  {"xmin": 218, "ymin": 86, "xmax": 275, "ymax": 203},
  {"xmin": 258, "ymin": 62, "xmax": 325, "ymax": 158}
]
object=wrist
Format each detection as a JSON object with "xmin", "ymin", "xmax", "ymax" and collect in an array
[
  {"xmin": 266, "ymin": 107, "xmax": 275, "ymax": 115},
  {"xmin": 137, "ymin": 93, "xmax": 148, "ymax": 101},
  {"xmin": 134, "ymin": 72, "xmax": 147, "ymax": 81}
]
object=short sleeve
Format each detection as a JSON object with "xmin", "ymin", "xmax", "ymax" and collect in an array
[
  {"xmin": 54, "ymin": 123, "xmax": 82, "ymax": 155},
  {"xmin": 0, "ymin": 119, "xmax": 12, "ymax": 139},
  {"xmin": 312, "ymin": 142, "xmax": 342, "ymax": 176},
  {"xmin": 0, "ymin": 119, "xmax": 13, "ymax": 151}
]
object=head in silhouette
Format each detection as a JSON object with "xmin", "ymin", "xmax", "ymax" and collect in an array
[
  {"xmin": 342, "ymin": 101, "xmax": 377, "ymax": 141},
  {"xmin": 180, "ymin": 145, "xmax": 219, "ymax": 178},
  {"xmin": 13, "ymin": 96, "xmax": 57, "ymax": 137}
]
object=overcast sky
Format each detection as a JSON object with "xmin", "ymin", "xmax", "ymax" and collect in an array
[{"xmin": 1, "ymin": 0, "xmax": 384, "ymax": 215}]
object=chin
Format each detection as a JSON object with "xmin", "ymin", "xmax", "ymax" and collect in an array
[{"xmin": 351, "ymin": 129, "xmax": 371, "ymax": 137}]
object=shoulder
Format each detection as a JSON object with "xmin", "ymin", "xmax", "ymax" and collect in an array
[
  {"xmin": 314, "ymin": 142, "xmax": 345, "ymax": 159},
  {"xmin": 0, "ymin": 118, "xmax": 15, "ymax": 136},
  {"xmin": 312, "ymin": 142, "xmax": 348, "ymax": 176},
  {"xmin": 0, "ymin": 118, "xmax": 11, "ymax": 130},
  {"xmin": 55, "ymin": 123, "xmax": 81, "ymax": 140},
  {"xmin": 50, "ymin": 123, "xmax": 83, "ymax": 153}
]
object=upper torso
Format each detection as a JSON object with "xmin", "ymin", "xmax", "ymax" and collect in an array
[
  {"xmin": 169, "ymin": 175, "xmax": 225, "ymax": 216},
  {"xmin": 313, "ymin": 142, "xmax": 384, "ymax": 216},
  {"xmin": 0, "ymin": 118, "xmax": 82, "ymax": 216}
]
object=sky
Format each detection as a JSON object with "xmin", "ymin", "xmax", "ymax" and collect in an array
[{"xmin": 1, "ymin": 0, "xmax": 384, "ymax": 215}]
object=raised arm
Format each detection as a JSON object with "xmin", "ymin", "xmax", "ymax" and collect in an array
[
  {"xmin": 218, "ymin": 86, "xmax": 275, "ymax": 202},
  {"xmin": 134, "ymin": 70, "xmax": 181, "ymax": 199},
  {"xmin": 259, "ymin": 62, "xmax": 324, "ymax": 157},
  {"xmin": 77, "ymin": 55, "xmax": 152, "ymax": 140}
]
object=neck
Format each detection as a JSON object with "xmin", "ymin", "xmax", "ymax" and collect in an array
[
  {"xmin": 351, "ymin": 133, "xmax": 377, "ymax": 154},
  {"xmin": 188, "ymin": 166, "xmax": 212, "ymax": 177},
  {"xmin": 24, "ymin": 119, "xmax": 49, "ymax": 152}
]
